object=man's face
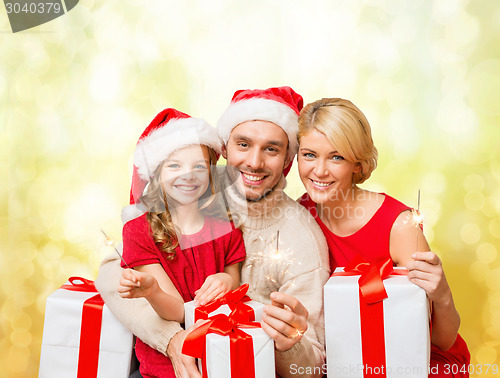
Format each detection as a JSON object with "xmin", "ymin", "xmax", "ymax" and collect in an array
[{"xmin": 222, "ymin": 120, "xmax": 289, "ymax": 201}]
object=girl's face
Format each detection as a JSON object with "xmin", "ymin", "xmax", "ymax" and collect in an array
[
  {"xmin": 297, "ymin": 129, "xmax": 360, "ymax": 204},
  {"xmin": 160, "ymin": 145, "xmax": 211, "ymax": 207}
]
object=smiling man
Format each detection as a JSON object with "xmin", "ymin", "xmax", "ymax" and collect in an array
[{"xmin": 96, "ymin": 87, "xmax": 330, "ymax": 378}]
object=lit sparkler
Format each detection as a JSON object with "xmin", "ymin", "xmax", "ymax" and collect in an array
[
  {"xmin": 100, "ymin": 229, "xmax": 131, "ymax": 269},
  {"xmin": 411, "ymin": 190, "xmax": 424, "ymax": 251}
]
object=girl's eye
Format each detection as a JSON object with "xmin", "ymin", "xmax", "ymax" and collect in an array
[
  {"xmin": 195, "ymin": 164, "xmax": 207, "ymax": 169},
  {"xmin": 167, "ymin": 164, "xmax": 180, "ymax": 168}
]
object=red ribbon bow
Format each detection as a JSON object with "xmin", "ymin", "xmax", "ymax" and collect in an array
[
  {"xmin": 332, "ymin": 257, "xmax": 408, "ymax": 378},
  {"xmin": 182, "ymin": 308, "xmax": 262, "ymax": 378},
  {"xmin": 195, "ymin": 283, "xmax": 255, "ymax": 322},
  {"xmin": 61, "ymin": 276, "xmax": 104, "ymax": 378}
]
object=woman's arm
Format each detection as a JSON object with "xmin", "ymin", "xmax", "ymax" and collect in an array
[{"xmin": 390, "ymin": 210, "xmax": 460, "ymax": 351}]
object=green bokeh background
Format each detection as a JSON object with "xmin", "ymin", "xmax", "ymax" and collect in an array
[{"xmin": 1, "ymin": 1, "xmax": 499, "ymax": 376}]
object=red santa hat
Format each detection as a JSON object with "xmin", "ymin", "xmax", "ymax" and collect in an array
[
  {"xmin": 217, "ymin": 86, "xmax": 303, "ymax": 165},
  {"xmin": 122, "ymin": 108, "xmax": 221, "ymax": 224}
]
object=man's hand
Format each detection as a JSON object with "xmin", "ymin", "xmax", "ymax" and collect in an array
[
  {"xmin": 194, "ymin": 273, "xmax": 233, "ymax": 305},
  {"xmin": 167, "ymin": 326, "xmax": 202, "ymax": 378},
  {"xmin": 261, "ymin": 292, "xmax": 308, "ymax": 351},
  {"xmin": 407, "ymin": 251, "xmax": 452, "ymax": 305}
]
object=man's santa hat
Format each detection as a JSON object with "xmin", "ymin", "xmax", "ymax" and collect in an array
[
  {"xmin": 122, "ymin": 108, "xmax": 221, "ymax": 224},
  {"xmin": 217, "ymin": 86, "xmax": 303, "ymax": 167}
]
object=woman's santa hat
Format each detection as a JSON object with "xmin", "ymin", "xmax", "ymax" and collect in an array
[
  {"xmin": 217, "ymin": 86, "xmax": 303, "ymax": 164},
  {"xmin": 122, "ymin": 108, "xmax": 221, "ymax": 224}
]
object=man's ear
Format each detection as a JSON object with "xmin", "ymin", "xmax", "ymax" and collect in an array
[{"xmin": 221, "ymin": 144, "xmax": 228, "ymax": 159}]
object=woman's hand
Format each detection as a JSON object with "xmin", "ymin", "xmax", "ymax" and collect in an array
[
  {"xmin": 261, "ymin": 292, "xmax": 309, "ymax": 352},
  {"xmin": 406, "ymin": 251, "xmax": 453, "ymax": 305},
  {"xmin": 194, "ymin": 273, "xmax": 233, "ymax": 305},
  {"xmin": 117, "ymin": 268, "xmax": 156, "ymax": 299}
]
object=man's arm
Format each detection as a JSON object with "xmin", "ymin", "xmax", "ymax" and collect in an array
[{"xmin": 94, "ymin": 252, "xmax": 182, "ymax": 355}]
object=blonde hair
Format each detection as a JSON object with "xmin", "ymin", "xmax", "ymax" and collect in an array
[
  {"xmin": 298, "ymin": 98, "xmax": 378, "ymax": 184},
  {"xmin": 140, "ymin": 146, "xmax": 223, "ymax": 260}
]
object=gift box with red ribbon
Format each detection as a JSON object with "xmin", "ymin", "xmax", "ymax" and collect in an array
[
  {"xmin": 39, "ymin": 277, "xmax": 134, "ymax": 378},
  {"xmin": 324, "ymin": 257, "xmax": 430, "ymax": 378},
  {"xmin": 182, "ymin": 309, "xmax": 275, "ymax": 378},
  {"xmin": 184, "ymin": 283, "xmax": 265, "ymax": 329}
]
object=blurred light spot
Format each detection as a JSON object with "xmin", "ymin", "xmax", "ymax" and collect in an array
[
  {"xmin": 390, "ymin": 108, "xmax": 420, "ymax": 156},
  {"xmin": 422, "ymin": 172, "xmax": 446, "ymax": 195},
  {"xmin": 89, "ymin": 53, "xmax": 122, "ymax": 103},
  {"xmin": 7, "ymin": 346, "xmax": 29, "ymax": 374},
  {"xmin": 475, "ymin": 345, "xmax": 498, "ymax": 365},
  {"xmin": 489, "ymin": 218, "xmax": 500, "ymax": 238},
  {"xmin": 391, "ymin": 15, "xmax": 416, "ymax": 43},
  {"xmin": 437, "ymin": 96, "xmax": 477, "ymax": 138},
  {"xmin": 463, "ymin": 174, "xmax": 485, "ymax": 192},
  {"xmin": 486, "ymin": 269, "xmax": 500, "ymax": 290},
  {"xmin": 373, "ymin": 37, "xmax": 401, "ymax": 76},
  {"xmin": 468, "ymin": 59, "xmax": 500, "ymax": 116},
  {"xmin": 366, "ymin": 73, "xmax": 392, "ymax": 101},
  {"xmin": 469, "ymin": 261, "xmax": 488, "ymax": 282},
  {"xmin": 460, "ymin": 223, "xmax": 481, "ymax": 244},
  {"xmin": 476, "ymin": 243, "xmax": 497, "ymax": 264},
  {"xmin": 464, "ymin": 190, "xmax": 485, "ymax": 211},
  {"xmin": 10, "ymin": 329, "xmax": 32, "ymax": 348},
  {"xmin": 10, "ymin": 313, "xmax": 32, "ymax": 333}
]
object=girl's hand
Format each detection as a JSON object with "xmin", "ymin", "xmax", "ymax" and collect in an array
[
  {"xmin": 406, "ymin": 251, "xmax": 453, "ymax": 305},
  {"xmin": 194, "ymin": 273, "xmax": 233, "ymax": 305},
  {"xmin": 117, "ymin": 268, "xmax": 156, "ymax": 299}
]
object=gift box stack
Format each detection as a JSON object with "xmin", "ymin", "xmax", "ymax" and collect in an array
[
  {"xmin": 183, "ymin": 284, "xmax": 275, "ymax": 378},
  {"xmin": 39, "ymin": 277, "xmax": 134, "ymax": 378},
  {"xmin": 324, "ymin": 258, "xmax": 430, "ymax": 378}
]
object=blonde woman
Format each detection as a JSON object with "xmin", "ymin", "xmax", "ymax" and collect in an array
[{"xmin": 297, "ymin": 98, "xmax": 470, "ymax": 377}]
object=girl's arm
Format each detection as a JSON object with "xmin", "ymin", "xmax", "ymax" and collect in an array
[
  {"xmin": 390, "ymin": 210, "xmax": 460, "ymax": 351},
  {"xmin": 193, "ymin": 262, "xmax": 241, "ymax": 305},
  {"xmin": 118, "ymin": 263, "xmax": 185, "ymax": 323}
]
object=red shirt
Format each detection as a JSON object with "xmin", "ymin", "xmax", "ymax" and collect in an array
[
  {"xmin": 299, "ymin": 192, "xmax": 409, "ymax": 269},
  {"xmin": 122, "ymin": 214, "xmax": 246, "ymax": 377},
  {"xmin": 299, "ymin": 192, "xmax": 470, "ymax": 377}
]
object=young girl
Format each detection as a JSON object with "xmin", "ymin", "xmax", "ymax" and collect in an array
[
  {"xmin": 117, "ymin": 108, "xmax": 246, "ymax": 378},
  {"xmin": 297, "ymin": 98, "xmax": 470, "ymax": 377}
]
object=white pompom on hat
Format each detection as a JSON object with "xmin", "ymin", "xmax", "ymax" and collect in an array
[
  {"xmin": 217, "ymin": 86, "xmax": 303, "ymax": 171},
  {"xmin": 122, "ymin": 108, "xmax": 221, "ymax": 224}
]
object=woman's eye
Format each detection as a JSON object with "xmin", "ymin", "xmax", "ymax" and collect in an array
[
  {"xmin": 332, "ymin": 155, "xmax": 345, "ymax": 161},
  {"xmin": 303, "ymin": 152, "xmax": 315, "ymax": 159}
]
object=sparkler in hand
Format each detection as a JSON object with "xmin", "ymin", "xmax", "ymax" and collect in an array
[
  {"xmin": 100, "ymin": 229, "xmax": 131, "ymax": 269},
  {"xmin": 410, "ymin": 190, "xmax": 424, "ymax": 251}
]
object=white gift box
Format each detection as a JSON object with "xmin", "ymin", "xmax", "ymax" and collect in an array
[
  {"xmin": 197, "ymin": 326, "xmax": 275, "ymax": 378},
  {"xmin": 39, "ymin": 279, "xmax": 134, "ymax": 378},
  {"xmin": 184, "ymin": 298, "xmax": 264, "ymax": 329},
  {"xmin": 324, "ymin": 267, "xmax": 430, "ymax": 378}
]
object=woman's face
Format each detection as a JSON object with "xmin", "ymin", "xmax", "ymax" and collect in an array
[
  {"xmin": 160, "ymin": 145, "xmax": 211, "ymax": 207},
  {"xmin": 297, "ymin": 129, "xmax": 360, "ymax": 204}
]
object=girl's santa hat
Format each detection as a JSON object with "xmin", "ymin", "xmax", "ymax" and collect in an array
[
  {"xmin": 217, "ymin": 86, "xmax": 303, "ymax": 165},
  {"xmin": 122, "ymin": 108, "xmax": 221, "ymax": 224}
]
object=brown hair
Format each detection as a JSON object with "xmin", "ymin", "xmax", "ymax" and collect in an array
[{"xmin": 298, "ymin": 98, "xmax": 378, "ymax": 184}]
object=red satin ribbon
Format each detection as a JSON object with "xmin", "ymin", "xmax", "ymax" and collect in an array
[
  {"xmin": 195, "ymin": 283, "xmax": 255, "ymax": 322},
  {"xmin": 182, "ymin": 309, "xmax": 261, "ymax": 378},
  {"xmin": 61, "ymin": 276, "xmax": 104, "ymax": 378},
  {"xmin": 332, "ymin": 257, "xmax": 408, "ymax": 378}
]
